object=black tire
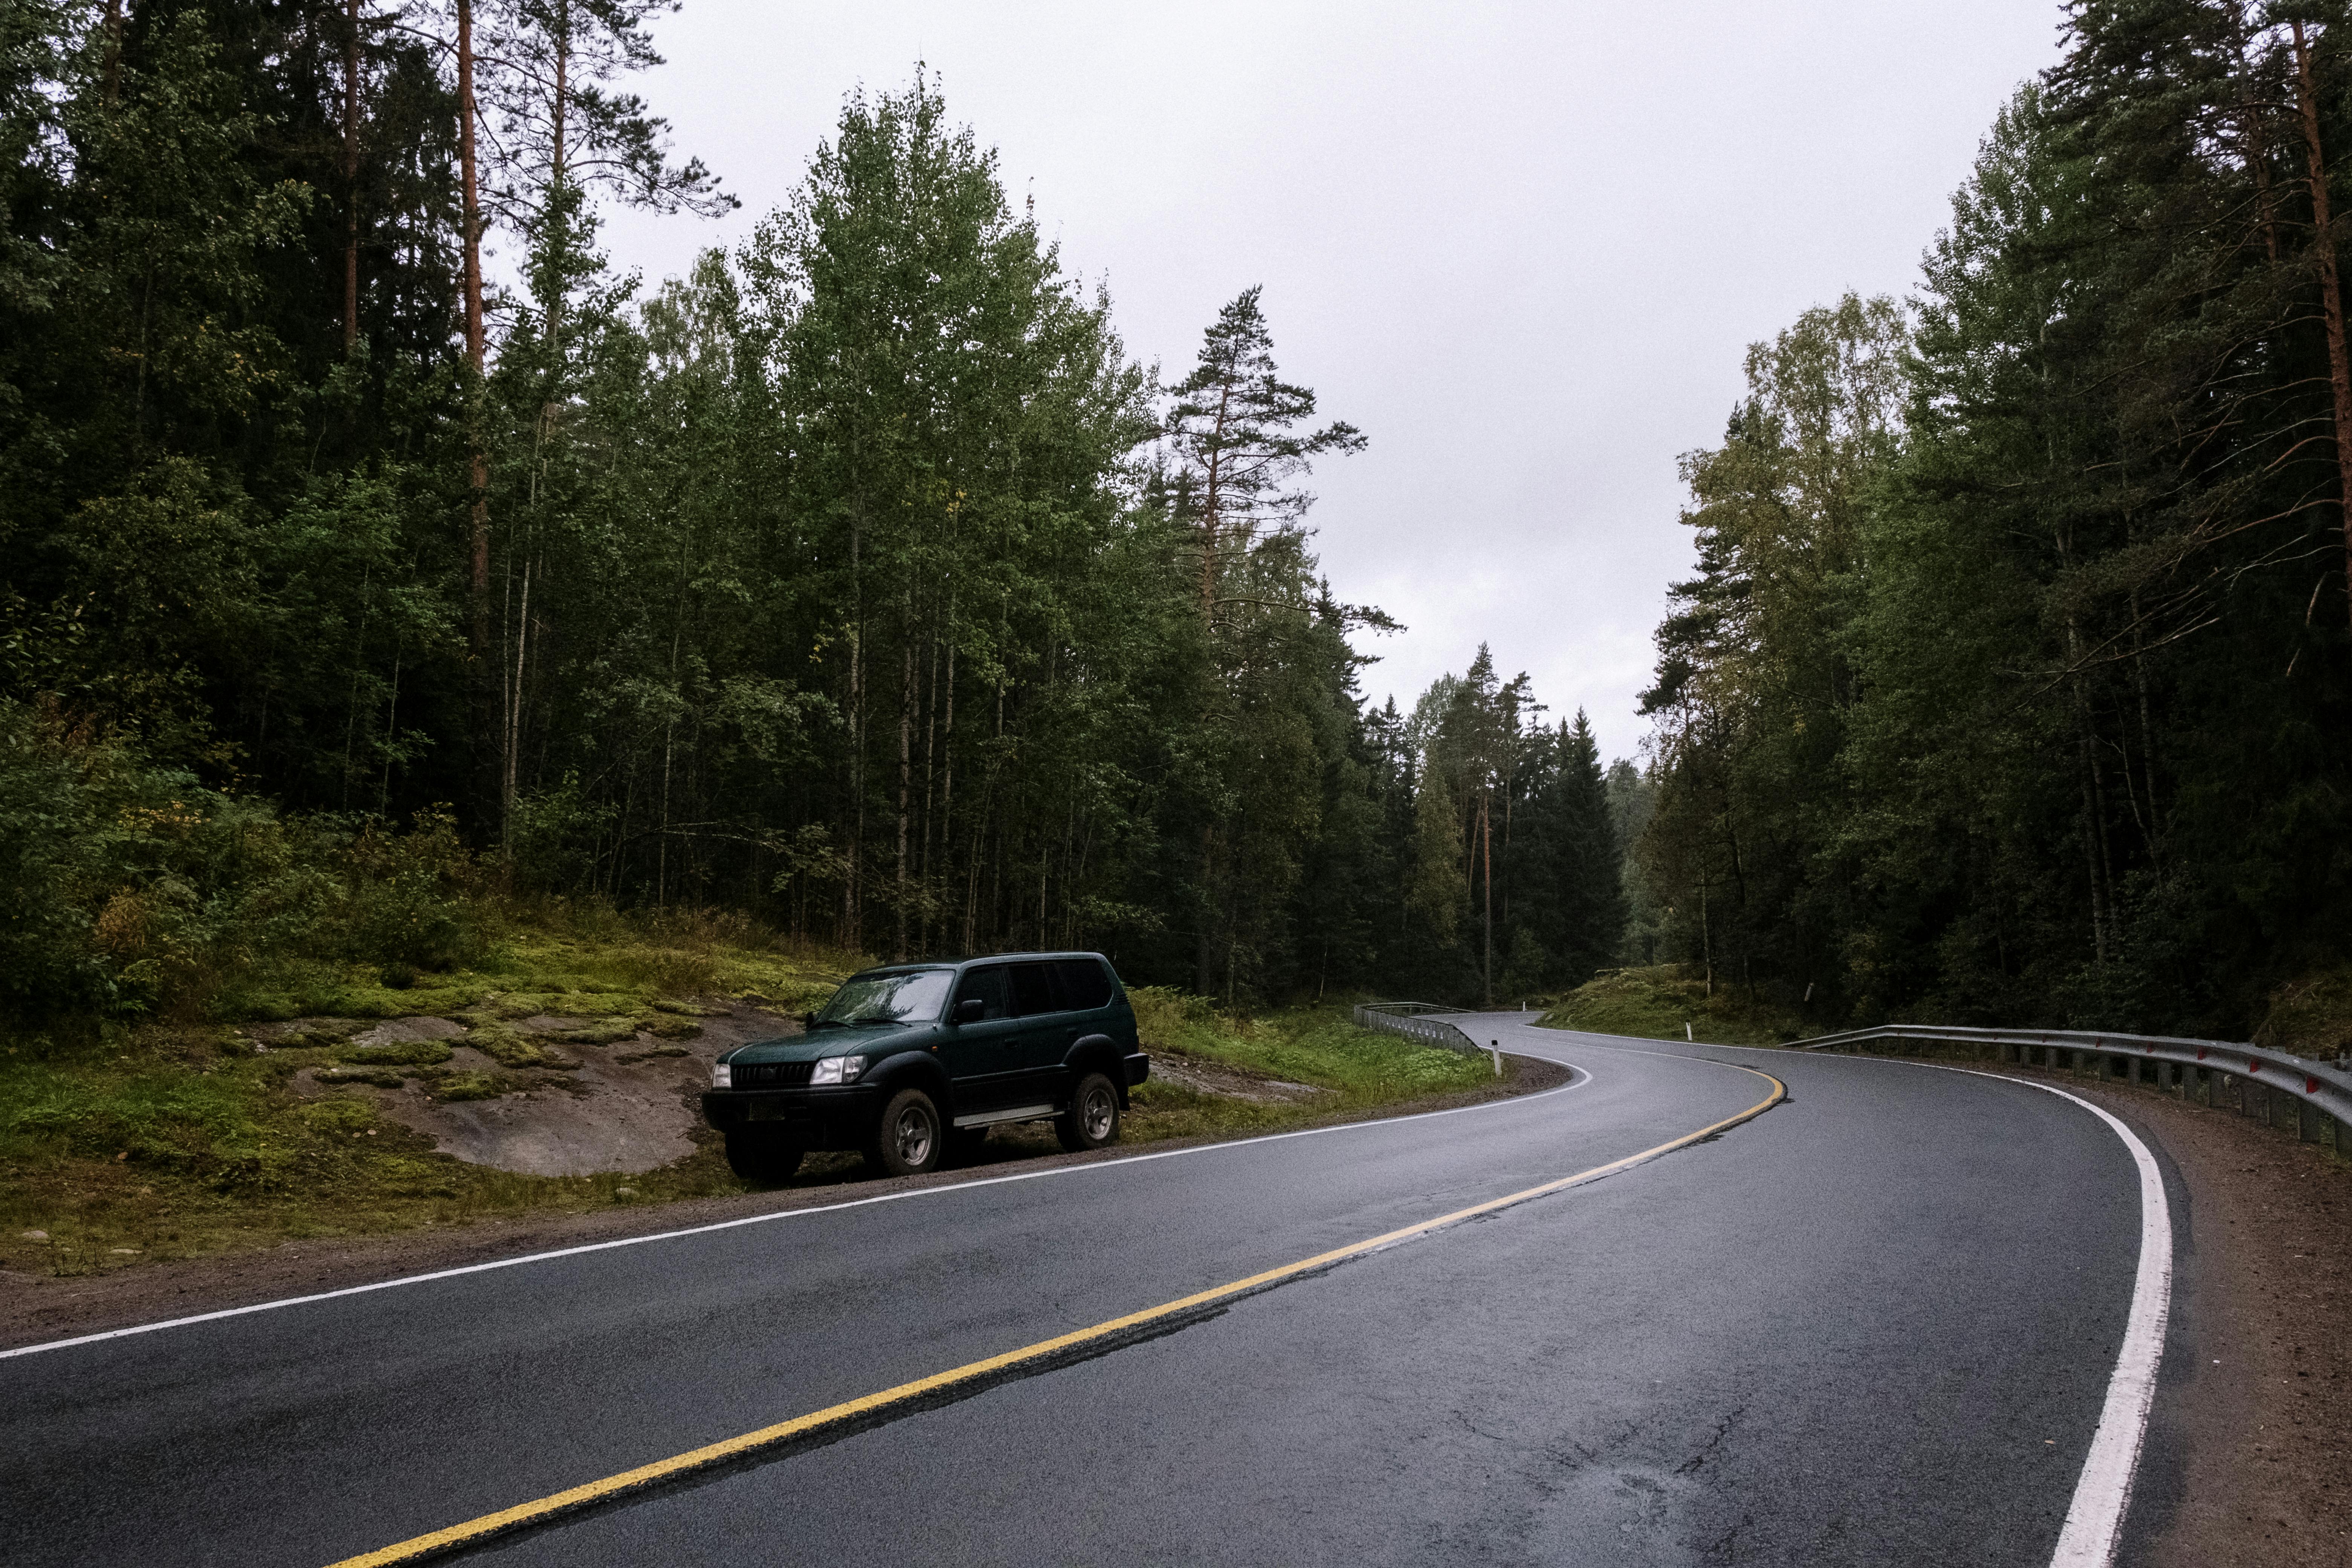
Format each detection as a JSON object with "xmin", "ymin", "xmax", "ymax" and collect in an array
[
  {"xmin": 723, "ymin": 1127, "xmax": 804, "ymax": 1184},
  {"xmin": 1056, "ymin": 1071, "xmax": 1121, "ymax": 1153},
  {"xmin": 946, "ymin": 1125, "xmax": 990, "ymax": 1165},
  {"xmin": 867, "ymin": 1087, "xmax": 944, "ymax": 1177}
]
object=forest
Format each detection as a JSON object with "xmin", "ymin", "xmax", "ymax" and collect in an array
[
  {"xmin": 1635, "ymin": 3, "xmax": 2352, "ymax": 1038},
  {"xmin": 5, "ymin": 1, "xmax": 2349, "ymax": 1040},
  {"xmin": 0, "ymin": 0, "xmax": 1623, "ymax": 1021}
]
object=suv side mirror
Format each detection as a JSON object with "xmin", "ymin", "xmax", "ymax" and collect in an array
[
  {"xmin": 800, "ymin": 1011, "xmax": 818, "ymax": 1031},
  {"xmin": 953, "ymin": 997, "xmax": 986, "ymax": 1024}
]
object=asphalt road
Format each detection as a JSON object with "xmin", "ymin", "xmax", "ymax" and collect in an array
[{"xmin": 3, "ymin": 1018, "xmax": 2179, "ymax": 1567}]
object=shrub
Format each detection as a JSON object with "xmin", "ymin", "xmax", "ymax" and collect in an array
[{"xmin": 0, "ymin": 700, "xmax": 488, "ymax": 1022}]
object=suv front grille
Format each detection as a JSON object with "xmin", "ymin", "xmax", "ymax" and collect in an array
[{"xmin": 734, "ymin": 1060, "xmax": 816, "ymax": 1088}]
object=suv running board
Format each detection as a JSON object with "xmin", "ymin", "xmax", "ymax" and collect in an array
[{"xmin": 951, "ymin": 1104, "xmax": 1058, "ymax": 1129}]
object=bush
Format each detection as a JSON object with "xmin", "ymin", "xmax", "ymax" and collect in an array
[{"xmin": 0, "ymin": 700, "xmax": 488, "ymax": 1021}]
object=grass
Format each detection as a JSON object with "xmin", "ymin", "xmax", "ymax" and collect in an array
[
  {"xmin": 1536, "ymin": 964, "xmax": 1810, "ymax": 1047},
  {"xmin": 1116, "ymin": 988, "xmax": 1495, "ymax": 1142},
  {"xmin": 2254, "ymin": 965, "xmax": 2352, "ymax": 1061},
  {"xmin": 0, "ymin": 946, "xmax": 1504, "ymax": 1280},
  {"xmin": 0, "ymin": 910, "xmax": 861, "ymax": 1278}
]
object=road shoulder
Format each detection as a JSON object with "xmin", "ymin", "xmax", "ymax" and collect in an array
[
  {"xmin": 1945, "ymin": 1064, "xmax": 2349, "ymax": 1568},
  {"xmin": 0, "ymin": 1052, "xmax": 1570, "ymax": 1353}
]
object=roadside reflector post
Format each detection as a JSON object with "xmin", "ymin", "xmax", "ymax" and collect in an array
[
  {"xmin": 1685, "ymin": 1023, "xmax": 1694, "ymax": 1042},
  {"xmin": 1489, "ymin": 1041, "xmax": 1502, "ymax": 1078}
]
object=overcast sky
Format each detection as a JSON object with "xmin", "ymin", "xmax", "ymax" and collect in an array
[{"xmin": 593, "ymin": 0, "xmax": 2070, "ymax": 763}]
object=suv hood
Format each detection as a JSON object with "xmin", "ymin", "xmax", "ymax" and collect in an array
[{"xmin": 721, "ymin": 1026, "xmax": 932, "ymax": 1065}]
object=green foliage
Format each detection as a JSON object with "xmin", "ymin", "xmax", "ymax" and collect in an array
[
  {"xmin": 1628, "ymin": 14, "xmax": 2352, "ymax": 1038},
  {"xmin": 0, "ymin": 3, "xmax": 1479, "ymax": 1014},
  {"xmin": 1539, "ymin": 966, "xmax": 1807, "ymax": 1048},
  {"xmin": 0, "ymin": 701, "xmax": 486, "ymax": 1020},
  {"xmin": 1128, "ymin": 986, "xmax": 1486, "ymax": 1099},
  {"xmin": 2253, "ymin": 967, "xmax": 2352, "ymax": 1061}
]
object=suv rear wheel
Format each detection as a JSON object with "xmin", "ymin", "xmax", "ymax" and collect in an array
[
  {"xmin": 723, "ymin": 1127, "xmax": 804, "ymax": 1184},
  {"xmin": 868, "ymin": 1087, "xmax": 943, "ymax": 1177},
  {"xmin": 1056, "ymin": 1071, "xmax": 1121, "ymax": 1153}
]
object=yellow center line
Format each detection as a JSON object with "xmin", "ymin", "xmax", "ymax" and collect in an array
[{"xmin": 326, "ymin": 1064, "xmax": 1785, "ymax": 1567}]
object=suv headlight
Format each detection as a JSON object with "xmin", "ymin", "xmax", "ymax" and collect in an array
[
  {"xmin": 811, "ymin": 1055, "xmax": 865, "ymax": 1086},
  {"xmin": 711, "ymin": 1061, "xmax": 731, "ymax": 1089}
]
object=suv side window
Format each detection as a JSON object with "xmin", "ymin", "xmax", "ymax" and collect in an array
[
  {"xmin": 955, "ymin": 965, "xmax": 1010, "ymax": 1020},
  {"xmin": 1054, "ymin": 958, "xmax": 1114, "ymax": 1011},
  {"xmin": 1007, "ymin": 962, "xmax": 1060, "ymax": 1017}
]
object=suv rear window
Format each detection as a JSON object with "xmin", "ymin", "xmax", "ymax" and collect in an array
[
  {"xmin": 1008, "ymin": 962, "xmax": 1059, "ymax": 1017},
  {"xmin": 1054, "ymin": 958, "xmax": 1115, "ymax": 1011}
]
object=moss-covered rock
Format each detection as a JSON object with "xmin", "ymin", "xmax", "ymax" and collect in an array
[
  {"xmin": 432, "ymin": 1070, "xmax": 510, "ymax": 1101},
  {"xmin": 557, "ymin": 1018, "xmax": 638, "ymax": 1047},
  {"xmin": 466, "ymin": 1023, "xmax": 577, "ymax": 1070},
  {"xmin": 337, "ymin": 1038, "xmax": 455, "ymax": 1067}
]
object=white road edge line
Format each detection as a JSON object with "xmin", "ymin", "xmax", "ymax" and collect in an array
[
  {"xmin": 0, "ymin": 1062, "xmax": 1587, "ymax": 1363},
  {"xmin": 1513, "ymin": 1023, "xmax": 2172, "ymax": 1568}
]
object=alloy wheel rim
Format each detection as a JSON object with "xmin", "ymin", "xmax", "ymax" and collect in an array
[
  {"xmin": 1084, "ymin": 1087, "xmax": 1114, "ymax": 1140},
  {"xmin": 896, "ymin": 1108, "xmax": 933, "ymax": 1165}
]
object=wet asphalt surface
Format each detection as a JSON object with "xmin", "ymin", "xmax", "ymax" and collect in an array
[{"xmin": 3, "ymin": 1020, "xmax": 2170, "ymax": 1566}]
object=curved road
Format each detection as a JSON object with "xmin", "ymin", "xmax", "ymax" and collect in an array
[{"xmin": 2, "ymin": 1018, "xmax": 2182, "ymax": 1566}]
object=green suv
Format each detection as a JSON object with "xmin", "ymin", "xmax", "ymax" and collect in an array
[{"xmin": 701, "ymin": 952, "xmax": 1149, "ymax": 1182}]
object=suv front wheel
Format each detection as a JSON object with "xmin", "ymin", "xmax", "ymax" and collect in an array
[
  {"xmin": 868, "ymin": 1087, "xmax": 944, "ymax": 1177},
  {"xmin": 1057, "ymin": 1071, "xmax": 1121, "ymax": 1153}
]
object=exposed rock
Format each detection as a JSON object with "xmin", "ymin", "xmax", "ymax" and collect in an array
[
  {"xmin": 297, "ymin": 1002, "xmax": 800, "ymax": 1177},
  {"xmin": 348, "ymin": 1017, "xmax": 467, "ymax": 1049}
]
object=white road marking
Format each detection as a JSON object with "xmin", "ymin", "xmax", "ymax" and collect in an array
[
  {"xmin": 1502, "ymin": 1021, "xmax": 2173, "ymax": 1568},
  {"xmin": 0, "ymin": 1063, "xmax": 1585, "ymax": 1363}
]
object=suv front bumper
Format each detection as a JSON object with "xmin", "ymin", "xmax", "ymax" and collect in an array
[{"xmin": 701, "ymin": 1085, "xmax": 881, "ymax": 1150}]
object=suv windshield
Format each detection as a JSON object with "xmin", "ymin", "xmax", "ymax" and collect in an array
[{"xmin": 814, "ymin": 969, "xmax": 954, "ymax": 1028}]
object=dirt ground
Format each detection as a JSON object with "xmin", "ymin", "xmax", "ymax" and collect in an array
[
  {"xmin": 1980, "ymin": 1065, "xmax": 2350, "ymax": 1568},
  {"xmin": 277, "ymin": 1004, "xmax": 793, "ymax": 1178},
  {"xmin": 0, "ymin": 1052, "xmax": 1570, "ymax": 1351}
]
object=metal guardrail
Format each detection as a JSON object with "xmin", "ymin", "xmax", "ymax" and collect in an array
[
  {"xmin": 1799, "ymin": 1023, "xmax": 2352, "ymax": 1150},
  {"xmin": 1352, "ymin": 1001, "xmax": 1482, "ymax": 1056}
]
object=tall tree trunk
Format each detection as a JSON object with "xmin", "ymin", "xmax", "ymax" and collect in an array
[
  {"xmin": 1199, "ymin": 385, "xmax": 1233, "ymax": 616},
  {"xmin": 2233, "ymin": 2, "xmax": 2282, "ymax": 263},
  {"xmin": 102, "ymin": 0, "xmax": 122, "ymax": 103},
  {"xmin": 926, "ymin": 634, "xmax": 945, "ymax": 902},
  {"xmin": 545, "ymin": 3, "xmax": 569, "ymax": 358},
  {"xmin": 896, "ymin": 636, "xmax": 913, "ymax": 961},
  {"xmin": 1480, "ymin": 789, "xmax": 1493, "ymax": 1008},
  {"xmin": 1698, "ymin": 875, "xmax": 1712, "ymax": 997},
  {"xmin": 1196, "ymin": 825, "xmax": 1217, "ymax": 995},
  {"xmin": 844, "ymin": 509, "xmax": 864, "ymax": 947},
  {"xmin": 504, "ymin": 557, "xmax": 529, "ymax": 828},
  {"xmin": 342, "ymin": 0, "xmax": 361, "ymax": 355},
  {"xmin": 2293, "ymin": 22, "xmax": 2352, "ymax": 624},
  {"xmin": 456, "ymin": 0, "xmax": 493, "ymax": 828}
]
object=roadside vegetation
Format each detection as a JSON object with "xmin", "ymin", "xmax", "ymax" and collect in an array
[
  {"xmin": 3, "ymin": 936, "xmax": 1505, "ymax": 1279},
  {"xmin": 1537, "ymin": 966, "xmax": 1810, "ymax": 1047},
  {"xmin": 1118, "ymin": 988, "xmax": 1494, "ymax": 1140},
  {"xmin": 2253, "ymin": 966, "xmax": 2352, "ymax": 1063},
  {"xmin": 0, "ymin": 904, "xmax": 856, "ymax": 1280}
]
